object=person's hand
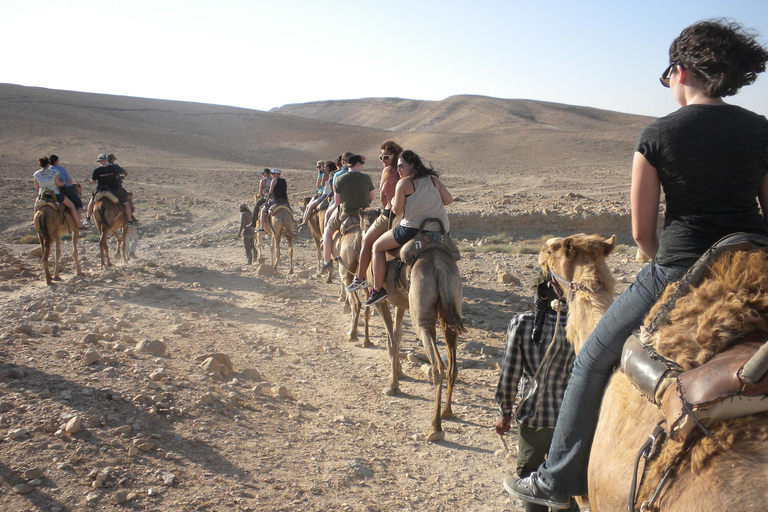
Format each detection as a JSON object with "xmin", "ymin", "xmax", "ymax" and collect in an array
[{"xmin": 495, "ymin": 415, "xmax": 512, "ymax": 436}]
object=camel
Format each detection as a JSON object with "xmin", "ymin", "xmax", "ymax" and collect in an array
[
  {"xmin": 540, "ymin": 233, "xmax": 768, "ymax": 512},
  {"xmin": 92, "ymin": 193, "xmax": 128, "ymax": 268},
  {"xmin": 262, "ymin": 205, "xmax": 296, "ymax": 274},
  {"xmin": 33, "ymin": 196, "xmax": 83, "ymax": 285},
  {"xmin": 300, "ymin": 196, "xmax": 333, "ymax": 282},
  {"xmin": 359, "ymin": 208, "xmax": 465, "ymax": 442},
  {"xmin": 337, "ymin": 213, "xmax": 372, "ymax": 345}
]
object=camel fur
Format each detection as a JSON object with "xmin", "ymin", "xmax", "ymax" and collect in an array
[
  {"xmin": 300, "ymin": 196, "xmax": 333, "ymax": 283},
  {"xmin": 33, "ymin": 202, "xmax": 83, "ymax": 285},
  {"xmin": 542, "ymin": 234, "xmax": 768, "ymax": 512},
  {"xmin": 92, "ymin": 197, "xmax": 128, "ymax": 269},
  {"xmin": 262, "ymin": 205, "xmax": 296, "ymax": 274},
  {"xmin": 359, "ymin": 208, "xmax": 465, "ymax": 442},
  {"xmin": 337, "ymin": 217, "xmax": 371, "ymax": 346}
]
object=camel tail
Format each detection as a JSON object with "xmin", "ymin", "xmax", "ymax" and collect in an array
[{"xmin": 436, "ymin": 257, "xmax": 465, "ymax": 334}]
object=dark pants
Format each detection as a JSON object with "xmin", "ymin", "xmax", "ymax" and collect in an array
[
  {"xmin": 63, "ymin": 185, "xmax": 83, "ymax": 209},
  {"xmin": 517, "ymin": 424, "xmax": 580, "ymax": 512},
  {"xmin": 252, "ymin": 197, "xmax": 267, "ymax": 225}
]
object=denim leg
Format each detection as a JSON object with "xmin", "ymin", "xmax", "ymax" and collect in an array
[{"xmin": 538, "ymin": 261, "xmax": 686, "ymax": 495}]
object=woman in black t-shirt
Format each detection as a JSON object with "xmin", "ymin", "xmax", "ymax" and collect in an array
[{"xmin": 507, "ymin": 20, "xmax": 768, "ymax": 509}]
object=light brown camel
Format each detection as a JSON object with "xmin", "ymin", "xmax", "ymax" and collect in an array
[
  {"xmin": 337, "ymin": 216, "xmax": 372, "ymax": 345},
  {"xmin": 360, "ymin": 208, "xmax": 465, "ymax": 442},
  {"xmin": 300, "ymin": 196, "xmax": 333, "ymax": 282},
  {"xmin": 92, "ymin": 194, "xmax": 128, "ymax": 269},
  {"xmin": 262, "ymin": 205, "xmax": 296, "ymax": 274},
  {"xmin": 33, "ymin": 197, "xmax": 83, "ymax": 285},
  {"xmin": 541, "ymin": 233, "xmax": 768, "ymax": 512}
]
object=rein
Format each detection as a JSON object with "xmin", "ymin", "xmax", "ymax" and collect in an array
[{"xmin": 549, "ymin": 268, "xmax": 601, "ymax": 303}]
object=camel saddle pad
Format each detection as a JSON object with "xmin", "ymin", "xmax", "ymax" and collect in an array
[
  {"xmin": 662, "ymin": 336, "xmax": 768, "ymax": 441},
  {"xmin": 94, "ymin": 190, "xmax": 120, "ymax": 203},
  {"xmin": 400, "ymin": 231, "xmax": 461, "ymax": 265},
  {"xmin": 269, "ymin": 203, "xmax": 292, "ymax": 216},
  {"xmin": 339, "ymin": 210, "xmax": 360, "ymax": 235},
  {"xmin": 35, "ymin": 193, "xmax": 61, "ymax": 212}
]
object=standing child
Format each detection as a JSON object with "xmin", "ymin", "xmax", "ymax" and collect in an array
[{"xmin": 495, "ymin": 272, "xmax": 580, "ymax": 512}]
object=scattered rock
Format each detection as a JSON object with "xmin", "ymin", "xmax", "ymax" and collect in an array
[
  {"xmin": 65, "ymin": 416, "xmax": 82, "ymax": 434},
  {"xmin": 239, "ymin": 368, "xmax": 262, "ymax": 381},
  {"xmin": 135, "ymin": 339, "xmax": 167, "ymax": 356},
  {"xmin": 13, "ymin": 483, "xmax": 33, "ymax": 494},
  {"xmin": 83, "ymin": 348, "xmax": 101, "ymax": 365}
]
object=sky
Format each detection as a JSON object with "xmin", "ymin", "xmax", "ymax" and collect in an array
[{"xmin": 2, "ymin": 0, "xmax": 767, "ymax": 119}]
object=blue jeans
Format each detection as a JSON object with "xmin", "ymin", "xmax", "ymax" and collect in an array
[{"xmin": 538, "ymin": 260, "xmax": 688, "ymax": 495}]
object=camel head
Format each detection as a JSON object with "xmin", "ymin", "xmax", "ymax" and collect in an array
[
  {"xmin": 300, "ymin": 196, "xmax": 312, "ymax": 213},
  {"xmin": 539, "ymin": 233, "xmax": 617, "ymax": 283},
  {"xmin": 359, "ymin": 208, "xmax": 380, "ymax": 231}
]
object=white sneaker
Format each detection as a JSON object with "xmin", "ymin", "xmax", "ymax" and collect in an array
[{"xmin": 346, "ymin": 277, "xmax": 369, "ymax": 292}]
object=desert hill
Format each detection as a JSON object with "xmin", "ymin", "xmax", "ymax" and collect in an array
[
  {"xmin": 272, "ymin": 94, "xmax": 649, "ymax": 134},
  {"xmin": 1, "ymin": 83, "xmax": 655, "ymax": 240}
]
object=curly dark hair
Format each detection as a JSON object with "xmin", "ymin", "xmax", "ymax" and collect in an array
[
  {"xmin": 669, "ymin": 19, "xmax": 768, "ymax": 97},
  {"xmin": 400, "ymin": 150, "xmax": 438, "ymax": 179},
  {"xmin": 326, "ymin": 161, "xmax": 337, "ymax": 172},
  {"xmin": 380, "ymin": 140, "xmax": 403, "ymax": 156},
  {"xmin": 38, "ymin": 156, "xmax": 50, "ymax": 168}
]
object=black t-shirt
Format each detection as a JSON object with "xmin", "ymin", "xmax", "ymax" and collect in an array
[
  {"xmin": 272, "ymin": 177, "xmax": 287, "ymax": 201},
  {"xmin": 91, "ymin": 164, "xmax": 122, "ymax": 190},
  {"xmin": 636, "ymin": 104, "xmax": 768, "ymax": 266}
]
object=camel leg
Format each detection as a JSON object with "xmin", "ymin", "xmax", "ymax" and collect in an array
[
  {"xmin": 394, "ymin": 307, "xmax": 406, "ymax": 379},
  {"xmin": 52, "ymin": 237, "xmax": 62, "ymax": 281},
  {"xmin": 421, "ymin": 322, "xmax": 446, "ymax": 443},
  {"xmin": 376, "ymin": 301, "xmax": 400, "ymax": 395},
  {"xmin": 288, "ymin": 237, "xmax": 294, "ymax": 275},
  {"xmin": 362, "ymin": 300, "xmax": 372, "ymax": 348},
  {"xmin": 72, "ymin": 231, "xmax": 83, "ymax": 276},
  {"xmin": 99, "ymin": 230, "xmax": 111, "ymax": 268},
  {"xmin": 40, "ymin": 236, "xmax": 53, "ymax": 286},
  {"xmin": 121, "ymin": 227, "xmax": 128, "ymax": 264},
  {"xmin": 347, "ymin": 291, "xmax": 361, "ymax": 342},
  {"xmin": 274, "ymin": 231, "xmax": 281, "ymax": 271},
  {"xmin": 441, "ymin": 320, "xmax": 458, "ymax": 420}
]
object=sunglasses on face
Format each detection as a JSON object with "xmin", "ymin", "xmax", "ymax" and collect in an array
[
  {"xmin": 397, "ymin": 162, "xmax": 407, "ymax": 168},
  {"xmin": 660, "ymin": 61, "xmax": 678, "ymax": 88},
  {"xmin": 379, "ymin": 154, "xmax": 392, "ymax": 162}
]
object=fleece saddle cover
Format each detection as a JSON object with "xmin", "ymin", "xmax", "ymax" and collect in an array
[{"xmin": 94, "ymin": 190, "xmax": 120, "ymax": 203}]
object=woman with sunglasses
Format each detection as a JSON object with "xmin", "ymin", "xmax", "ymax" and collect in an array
[
  {"xmin": 347, "ymin": 140, "xmax": 403, "ymax": 292},
  {"xmin": 364, "ymin": 149, "xmax": 454, "ymax": 306},
  {"xmin": 300, "ymin": 160, "xmax": 335, "ymax": 227},
  {"xmin": 507, "ymin": 19, "xmax": 768, "ymax": 510}
]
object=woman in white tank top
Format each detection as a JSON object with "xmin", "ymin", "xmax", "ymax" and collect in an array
[{"xmin": 364, "ymin": 150, "xmax": 454, "ymax": 306}]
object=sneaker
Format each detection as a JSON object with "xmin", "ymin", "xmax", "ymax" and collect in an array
[
  {"xmin": 346, "ymin": 277, "xmax": 369, "ymax": 292},
  {"xmin": 503, "ymin": 473, "xmax": 571, "ymax": 510},
  {"xmin": 364, "ymin": 288, "xmax": 388, "ymax": 307},
  {"xmin": 318, "ymin": 260, "xmax": 334, "ymax": 274}
]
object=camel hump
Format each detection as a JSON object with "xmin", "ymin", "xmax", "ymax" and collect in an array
[
  {"xmin": 270, "ymin": 204, "xmax": 292, "ymax": 216},
  {"xmin": 400, "ymin": 231, "xmax": 461, "ymax": 265},
  {"xmin": 94, "ymin": 190, "xmax": 119, "ymax": 203}
]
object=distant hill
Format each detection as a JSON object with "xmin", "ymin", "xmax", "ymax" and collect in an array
[
  {"xmin": 0, "ymin": 84, "xmax": 390, "ymax": 172},
  {"xmin": 0, "ymin": 84, "xmax": 653, "ymax": 182},
  {"xmin": 271, "ymin": 95, "xmax": 650, "ymax": 134}
]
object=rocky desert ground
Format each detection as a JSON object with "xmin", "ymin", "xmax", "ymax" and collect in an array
[{"xmin": 0, "ymin": 84, "xmax": 650, "ymax": 511}]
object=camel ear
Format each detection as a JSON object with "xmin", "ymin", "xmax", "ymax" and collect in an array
[
  {"xmin": 562, "ymin": 237, "xmax": 576, "ymax": 256},
  {"xmin": 603, "ymin": 235, "xmax": 617, "ymax": 256}
]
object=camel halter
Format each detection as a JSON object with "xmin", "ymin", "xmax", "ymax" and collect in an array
[{"xmin": 549, "ymin": 268, "xmax": 601, "ymax": 303}]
